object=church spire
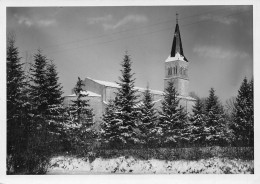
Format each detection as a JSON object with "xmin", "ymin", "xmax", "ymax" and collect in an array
[{"xmin": 170, "ymin": 13, "xmax": 188, "ymax": 62}]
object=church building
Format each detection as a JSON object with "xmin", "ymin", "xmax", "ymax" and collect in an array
[{"xmin": 64, "ymin": 16, "xmax": 196, "ymax": 122}]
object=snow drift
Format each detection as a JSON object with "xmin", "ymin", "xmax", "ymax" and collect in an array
[{"xmin": 47, "ymin": 156, "xmax": 253, "ymax": 174}]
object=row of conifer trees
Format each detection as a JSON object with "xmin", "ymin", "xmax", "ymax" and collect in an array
[
  {"xmin": 99, "ymin": 54, "xmax": 254, "ymax": 149},
  {"xmin": 7, "ymin": 35, "xmax": 253, "ymax": 174},
  {"xmin": 7, "ymin": 36, "xmax": 95, "ymax": 174}
]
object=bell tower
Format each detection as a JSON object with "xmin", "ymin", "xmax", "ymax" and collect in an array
[{"xmin": 164, "ymin": 13, "xmax": 189, "ymax": 96}]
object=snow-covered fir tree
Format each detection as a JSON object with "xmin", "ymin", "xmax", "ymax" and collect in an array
[
  {"xmin": 67, "ymin": 77, "xmax": 95, "ymax": 153},
  {"xmin": 139, "ymin": 85, "xmax": 159, "ymax": 147},
  {"xmin": 232, "ymin": 77, "xmax": 254, "ymax": 146},
  {"xmin": 6, "ymin": 35, "xmax": 28, "ymax": 173},
  {"xmin": 189, "ymin": 98, "xmax": 207, "ymax": 146},
  {"xmin": 113, "ymin": 53, "xmax": 140, "ymax": 148},
  {"xmin": 100, "ymin": 100, "xmax": 123, "ymax": 149},
  {"xmin": 29, "ymin": 49, "xmax": 49, "ymax": 115},
  {"xmin": 45, "ymin": 61, "xmax": 65, "ymax": 149},
  {"xmin": 158, "ymin": 81, "xmax": 188, "ymax": 148},
  {"xmin": 204, "ymin": 88, "xmax": 231, "ymax": 146},
  {"xmin": 27, "ymin": 49, "xmax": 54, "ymax": 173}
]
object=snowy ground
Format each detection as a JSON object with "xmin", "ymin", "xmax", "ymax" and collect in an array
[{"xmin": 47, "ymin": 156, "xmax": 253, "ymax": 174}]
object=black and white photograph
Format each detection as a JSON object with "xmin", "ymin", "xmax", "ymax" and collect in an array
[{"xmin": 1, "ymin": 0, "xmax": 259, "ymax": 182}]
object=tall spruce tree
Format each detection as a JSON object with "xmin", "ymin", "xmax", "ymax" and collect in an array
[
  {"xmin": 29, "ymin": 50, "xmax": 49, "ymax": 115},
  {"xmin": 25, "ymin": 49, "xmax": 52, "ymax": 174},
  {"xmin": 204, "ymin": 88, "xmax": 231, "ymax": 146},
  {"xmin": 68, "ymin": 77, "xmax": 94, "ymax": 153},
  {"xmin": 189, "ymin": 98, "xmax": 207, "ymax": 146},
  {"xmin": 45, "ymin": 61, "xmax": 64, "ymax": 150},
  {"xmin": 113, "ymin": 53, "xmax": 140, "ymax": 148},
  {"xmin": 139, "ymin": 85, "xmax": 159, "ymax": 147},
  {"xmin": 7, "ymin": 35, "xmax": 28, "ymax": 173},
  {"xmin": 158, "ymin": 81, "xmax": 188, "ymax": 147},
  {"xmin": 232, "ymin": 77, "xmax": 254, "ymax": 146}
]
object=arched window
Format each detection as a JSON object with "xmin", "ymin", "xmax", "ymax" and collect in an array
[
  {"xmin": 168, "ymin": 67, "xmax": 171, "ymax": 76},
  {"xmin": 180, "ymin": 67, "xmax": 183, "ymax": 75},
  {"xmin": 173, "ymin": 66, "xmax": 177, "ymax": 75}
]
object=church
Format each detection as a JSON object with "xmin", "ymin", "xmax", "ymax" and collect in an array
[{"xmin": 64, "ymin": 16, "xmax": 196, "ymax": 122}]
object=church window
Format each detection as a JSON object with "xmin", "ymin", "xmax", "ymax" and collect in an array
[
  {"xmin": 168, "ymin": 67, "xmax": 171, "ymax": 76},
  {"xmin": 173, "ymin": 66, "xmax": 177, "ymax": 75}
]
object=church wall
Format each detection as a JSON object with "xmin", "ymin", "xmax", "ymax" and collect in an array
[
  {"xmin": 178, "ymin": 98, "xmax": 196, "ymax": 114},
  {"xmin": 83, "ymin": 78, "xmax": 104, "ymax": 97},
  {"xmin": 105, "ymin": 87, "xmax": 118, "ymax": 102}
]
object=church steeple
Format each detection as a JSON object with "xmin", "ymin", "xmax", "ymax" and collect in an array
[
  {"xmin": 164, "ymin": 13, "xmax": 190, "ymax": 96},
  {"xmin": 170, "ymin": 13, "xmax": 188, "ymax": 62}
]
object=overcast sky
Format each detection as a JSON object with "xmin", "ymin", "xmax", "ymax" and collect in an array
[{"xmin": 6, "ymin": 5, "xmax": 253, "ymax": 102}]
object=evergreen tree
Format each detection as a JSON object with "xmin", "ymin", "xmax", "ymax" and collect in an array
[
  {"xmin": 189, "ymin": 98, "xmax": 207, "ymax": 146},
  {"xmin": 204, "ymin": 88, "xmax": 230, "ymax": 146},
  {"xmin": 29, "ymin": 50, "xmax": 49, "ymax": 115},
  {"xmin": 68, "ymin": 77, "xmax": 95, "ymax": 153},
  {"xmin": 232, "ymin": 77, "xmax": 254, "ymax": 146},
  {"xmin": 46, "ymin": 61, "xmax": 63, "ymax": 105},
  {"xmin": 26, "ymin": 50, "xmax": 52, "ymax": 173},
  {"xmin": 139, "ymin": 85, "xmax": 159, "ymax": 147},
  {"xmin": 6, "ymin": 35, "xmax": 28, "ymax": 173},
  {"xmin": 158, "ymin": 81, "xmax": 188, "ymax": 147},
  {"xmin": 100, "ymin": 100, "xmax": 122, "ymax": 149},
  {"xmin": 113, "ymin": 53, "xmax": 140, "ymax": 148},
  {"xmin": 45, "ymin": 61, "xmax": 64, "ymax": 150}
]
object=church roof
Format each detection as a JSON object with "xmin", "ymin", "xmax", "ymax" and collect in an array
[
  {"xmin": 66, "ymin": 90, "xmax": 101, "ymax": 97},
  {"xmin": 170, "ymin": 20, "xmax": 188, "ymax": 62},
  {"xmin": 87, "ymin": 77, "xmax": 196, "ymax": 101},
  {"xmin": 88, "ymin": 77, "xmax": 164, "ymax": 95}
]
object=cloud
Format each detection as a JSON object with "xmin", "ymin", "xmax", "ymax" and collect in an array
[
  {"xmin": 37, "ymin": 19, "xmax": 56, "ymax": 27},
  {"xmin": 16, "ymin": 15, "xmax": 33, "ymax": 26},
  {"xmin": 14, "ymin": 14, "xmax": 56, "ymax": 27},
  {"xmin": 200, "ymin": 14, "xmax": 237, "ymax": 25},
  {"xmin": 193, "ymin": 45, "xmax": 249, "ymax": 59},
  {"xmin": 87, "ymin": 15, "xmax": 113, "ymax": 24},
  {"xmin": 103, "ymin": 15, "xmax": 148, "ymax": 30}
]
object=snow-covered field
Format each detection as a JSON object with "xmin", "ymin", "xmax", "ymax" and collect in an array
[{"xmin": 47, "ymin": 156, "xmax": 253, "ymax": 174}]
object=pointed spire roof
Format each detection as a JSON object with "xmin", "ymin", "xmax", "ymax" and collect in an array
[{"xmin": 170, "ymin": 14, "xmax": 188, "ymax": 62}]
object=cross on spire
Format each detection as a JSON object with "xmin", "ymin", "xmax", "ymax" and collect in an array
[{"xmin": 176, "ymin": 13, "xmax": 179, "ymax": 24}]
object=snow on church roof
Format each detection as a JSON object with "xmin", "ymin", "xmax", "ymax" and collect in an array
[
  {"xmin": 88, "ymin": 77, "xmax": 164, "ymax": 95},
  {"xmin": 165, "ymin": 52, "xmax": 186, "ymax": 62},
  {"xmin": 66, "ymin": 90, "xmax": 101, "ymax": 97}
]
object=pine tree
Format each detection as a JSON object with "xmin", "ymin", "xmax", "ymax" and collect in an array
[
  {"xmin": 139, "ymin": 85, "xmax": 159, "ymax": 147},
  {"xmin": 189, "ymin": 98, "xmax": 207, "ymax": 146},
  {"xmin": 29, "ymin": 49, "xmax": 49, "ymax": 115},
  {"xmin": 113, "ymin": 53, "xmax": 140, "ymax": 148},
  {"xmin": 6, "ymin": 35, "xmax": 28, "ymax": 173},
  {"xmin": 45, "ymin": 61, "xmax": 64, "ymax": 150},
  {"xmin": 100, "ymin": 100, "xmax": 122, "ymax": 149},
  {"xmin": 68, "ymin": 77, "xmax": 94, "ymax": 153},
  {"xmin": 204, "ymin": 88, "xmax": 230, "ymax": 146},
  {"xmin": 232, "ymin": 77, "xmax": 254, "ymax": 146},
  {"xmin": 26, "ymin": 49, "xmax": 53, "ymax": 173},
  {"xmin": 158, "ymin": 81, "xmax": 188, "ymax": 148}
]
